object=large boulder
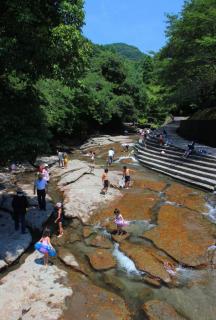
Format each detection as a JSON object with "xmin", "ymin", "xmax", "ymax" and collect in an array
[
  {"xmin": 59, "ymin": 163, "xmax": 122, "ymax": 223},
  {"xmin": 120, "ymin": 241, "xmax": 173, "ymax": 284},
  {"xmin": 165, "ymin": 183, "xmax": 206, "ymax": 213},
  {"xmin": 143, "ymin": 300, "xmax": 186, "ymax": 320},
  {"xmin": 0, "ymin": 251, "xmax": 72, "ymax": 320},
  {"xmin": 87, "ymin": 249, "xmax": 116, "ymax": 271},
  {"xmin": 63, "ymin": 270, "xmax": 131, "ymax": 320},
  {"xmin": 0, "ymin": 211, "xmax": 32, "ymax": 270},
  {"xmin": 143, "ymin": 205, "xmax": 215, "ymax": 266}
]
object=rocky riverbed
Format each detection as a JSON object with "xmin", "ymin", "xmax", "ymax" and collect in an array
[{"xmin": 0, "ymin": 134, "xmax": 216, "ymax": 320}]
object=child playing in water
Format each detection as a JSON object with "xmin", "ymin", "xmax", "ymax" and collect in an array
[
  {"xmin": 122, "ymin": 166, "xmax": 135, "ymax": 189},
  {"xmin": 39, "ymin": 228, "xmax": 54, "ymax": 266},
  {"xmin": 114, "ymin": 208, "xmax": 128, "ymax": 235},
  {"xmin": 54, "ymin": 202, "xmax": 64, "ymax": 238}
]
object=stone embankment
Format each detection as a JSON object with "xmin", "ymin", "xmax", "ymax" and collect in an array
[{"xmin": 135, "ymin": 121, "xmax": 216, "ymax": 190}]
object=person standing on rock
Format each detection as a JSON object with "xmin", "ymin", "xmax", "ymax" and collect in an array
[
  {"xmin": 101, "ymin": 168, "xmax": 109, "ymax": 194},
  {"xmin": 34, "ymin": 173, "xmax": 48, "ymax": 210},
  {"xmin": 89, "ymin": 151, "xmax": 96, "ymax": 173},
  {"xmin": 108, "ymin": 148, "xmax": 115, "ymax": 166},
  {"xmin": 114, "ymin": 208, "xmax": 128, "ymax": 235},
  {"xmin": 64, "ymin": 153, "xmax": 68, "ymax": 169},
  {"xmin": 57, "ymin": 150, "xmax": 64, "ymax": 168},
  {"xmin": 54, "ymin": 202, "xmax": 64, "ymax": 238},
  {"xmin": 123, "ymin": 166, "xmax": 134, "ymax": 189},
  {"xmin": 12, "ymin": 188, "xmax": 29, "ymax": 234}
]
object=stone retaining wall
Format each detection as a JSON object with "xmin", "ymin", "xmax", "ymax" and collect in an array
[{"xmin": 178, "ymin": 120, "xmax": 216, "ymax": 147}]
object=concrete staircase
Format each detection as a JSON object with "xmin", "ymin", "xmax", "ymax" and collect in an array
[{"xmin": 135, "ymin": 136, "xmax": 216, "ymax": 191}]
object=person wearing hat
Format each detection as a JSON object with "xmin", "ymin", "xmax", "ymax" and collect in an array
[
  {"xmin": 34, "ymin": 173, "xmax": 48, "ymax": 210},
  {"xmin": 12, "ymin": 188, "xmax": 29, "ymax": 234},
  {"xmin": 54, "ymin": 202, "xmax": 63, "ymax": 237}
]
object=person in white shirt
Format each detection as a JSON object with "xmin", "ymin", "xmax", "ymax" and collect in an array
[
  {"xmin": 34, "ymin": 174, "xmax": 48, "ymax": 210},
  {"xmin": 108, "ymin": 148, "xmax": 115, "ymax": 166}
]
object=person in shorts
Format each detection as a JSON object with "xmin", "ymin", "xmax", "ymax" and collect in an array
[
  {"xmin": 108, "ymin": 148, "xmax": 115, "ymax": 166},
  {"xmin": 101, "ymin": 168, "xmax": 109, "ymax": 194}
]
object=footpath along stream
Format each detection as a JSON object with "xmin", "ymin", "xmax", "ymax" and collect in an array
[{"xmin": 1, "ymin": 135, "xmax": 216, "ymax": 320}]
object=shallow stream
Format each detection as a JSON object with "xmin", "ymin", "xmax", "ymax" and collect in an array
[{"xmin": 9, "ymin": 137, "xmax": 216, "ymax": 319}]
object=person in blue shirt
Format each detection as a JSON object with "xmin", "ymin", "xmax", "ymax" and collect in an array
[{"xmin": 34, "ymin": 173, "xmax": 48, "ymax": 210}]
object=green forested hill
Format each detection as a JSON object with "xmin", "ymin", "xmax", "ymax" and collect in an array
[{"xmin": 104, "ymin": 43, "xmax": 144, "ymax": 61}]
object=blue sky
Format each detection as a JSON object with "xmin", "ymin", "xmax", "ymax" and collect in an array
[{"xmin": 83, "ymin": 0, "xmax": 184, "ymax": 53}]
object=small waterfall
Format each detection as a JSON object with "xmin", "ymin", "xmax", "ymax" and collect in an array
[
  {"xmin": 112, "ymin": 243, "xmax": 144, "ymax": 276},
  {"xmin": 203, "ymin": 203, "xmax": 216, "ymax": 223},
  {"xmin": 114, "ymin": 155, "xmax": 138, "ymax": 163}
]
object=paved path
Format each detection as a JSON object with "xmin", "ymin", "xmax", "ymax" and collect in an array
[{"xmin": 162, "ymin": 121, "xmax": 216, "ymax": 158}]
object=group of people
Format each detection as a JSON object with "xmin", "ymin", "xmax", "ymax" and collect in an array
[
  {"xmin": 139, "ymin": 128, "xmax": 150, "ymax": 147},
  {"xmin": 101, "ymin": 165, "xmax": 134, "ymax": 194}
]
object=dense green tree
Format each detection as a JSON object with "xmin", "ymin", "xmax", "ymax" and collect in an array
[
  {"xmin": 159, "ymin": 0, "xmax": 216, "ymax": 113},
  {"xmin": 0, "ymin": 0, "xmax": 91, "ymax": 163}
]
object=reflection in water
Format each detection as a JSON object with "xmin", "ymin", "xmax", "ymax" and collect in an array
[{"xmin": 112, "ymin": 243, "xmax": 144, "ymax": 276}]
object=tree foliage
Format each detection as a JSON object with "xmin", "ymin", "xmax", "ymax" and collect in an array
[
  {"xmin": 0, "ymin": 0, "xmax": 91, "ymax": 163},
  {"xmin": 158, "ymin": 0, "xmax": 216, "ymax": 114}
]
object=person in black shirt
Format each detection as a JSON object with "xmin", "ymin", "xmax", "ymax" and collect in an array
[{"xmin": 12, "ymin": 189, "xmax": 29, "ymax": 234}]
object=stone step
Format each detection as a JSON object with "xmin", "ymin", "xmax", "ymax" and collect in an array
[
  {"xmin": 141, "ymin": 164, "xmax": 214, "ymax": 191},
  {"xmin": 138, "ymin": 142, "xmax": 216, "ymax": 168},
  {"xmin": 135, "ymin": 154, "xmax": 216, "ymax": 188},
  {"xmin": 135, "ymin": 146, "xmax": 216, "ymax": 174},
  {"xmin": 146, "ymin": 138, "xmax": 216, "ymax": 163},
  {"xmin": 135, "ymin": 151, "xmax": 216, "ymax": 181}
]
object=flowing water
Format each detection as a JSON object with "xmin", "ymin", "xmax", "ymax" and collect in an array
[{"xmin": 8, "ymin": 137, "xmax": 216, "ymax": 320}]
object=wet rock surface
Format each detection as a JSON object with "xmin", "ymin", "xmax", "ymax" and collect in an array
[
  {"xmin": 120, "ymin": 241, "xmax": 172, "ymax": 283},
  {"xmin": 0, "ymin": 251, "xmax": 72, "ymax": 320},
  {"xmin": 80, "ymin": 135, "xmax": 133, "ymax": 150},
  {"xmin": 87, "ymin": 248, "xmax": 116, "ymax": 271},
  {"xmin": 89, "ymin": 234, "xmax": 113, "ymax": 249},
  {"xmin": 143, "ymin": 300, "xmax": 186, "ymax": 320},
  {"xmin": 58, "ymin": 248, "xmax": 86, "ymax": 275},
  {"xmin": 57, "ymin": 160, "xmax": 123, "ymax": 223},
  {"xmin": 63, "ymin": 271, "xmax": 131, "ymax": 320},
  {"xmin": 144, "ymin": 205, "xmax": 215, "ymax": 266},
  {"xmin": 166, "ymin": 183, "xmax": 206, "ymax": 212},
  {"xmin": 0, "ymin": 211, "xmax": 32, "ymax": 270}
]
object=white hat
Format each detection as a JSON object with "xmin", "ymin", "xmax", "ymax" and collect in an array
[
  {"xmin": 44, "ymin": 164, "xmax": 48, "ymax": 167},
  {"xmin": 56, "ymin": 202, "xmax": 62, "ymax": 208}
]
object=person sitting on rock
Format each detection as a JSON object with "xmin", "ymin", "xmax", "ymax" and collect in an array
[
  {"xmin": 159, "ymin": 133, "xmax": 164, "ymax": 147},
  {"xmin": 183, "ymin": 141, "xmax": 195, "ymax": 158},
  {"xmin": 101, "ymin": 168, "xmax": 109, "ymax": 194},
  {"xmin": 12, "ymin": 188, "xmax": 29, "ymax": 234},
  {"xmin": 54, "ymin": 202, "xmax": 64, "ymax": 238},
  {"xmin": 207, "ymin": 241, "xmax": 216, "ymax": 269}
]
